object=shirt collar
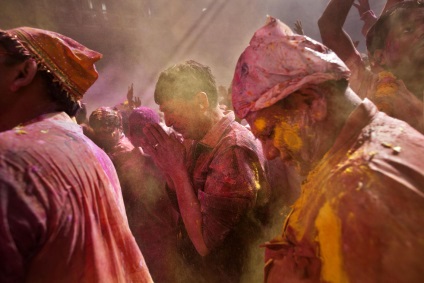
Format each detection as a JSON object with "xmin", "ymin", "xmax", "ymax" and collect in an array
[
  {"xmin": 21, "ymin": 111, "xmax": 74, "ymax": 126},
  {"xmin": 326, "ymin": 98, "xmax": 378, "ymax": 158},
  {"xmin": 198, "ymin": 111, "xmax": 235, "ymax": 148}
]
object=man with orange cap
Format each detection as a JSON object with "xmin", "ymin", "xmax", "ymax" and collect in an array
[
  {"xmin": 232, "ymin": 17, "xmax": 424, "ymax": 282},
  {"xmin": 0, "ymin": 27, "xmax": 152, "ymax": 282}
]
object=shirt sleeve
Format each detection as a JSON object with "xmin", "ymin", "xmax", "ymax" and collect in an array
[
  {"xmin": 0, "ymin": 169, "xmax": 47, "ymax": 283},
  {"xmin": 199, "ymin": 145, "xmax": 263, "ymax": 250}
]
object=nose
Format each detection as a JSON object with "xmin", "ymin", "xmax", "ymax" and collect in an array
[
  {"xmin": 164, "ymin": 114, "xmax": 174, "ymax": 127},
  {"xmin": 262, "ymin": 140, "xmax": 280, "ymax": 161}
]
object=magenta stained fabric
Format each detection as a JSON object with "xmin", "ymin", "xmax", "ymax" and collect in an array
[{"xmin": 0, "ymin": 112, "xmax": 152, "ymax": 283}]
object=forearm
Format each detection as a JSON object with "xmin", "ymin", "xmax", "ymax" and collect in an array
[
  {"xmin": 170, "ymin": 168, "xmax": 209, "ymax": 256},
  {"xmin": 360, "ymin": 10, "xmax": 377, "ymax": 37},
  {"xmin": 164, "ymin": 173, "xmax": 176, "ymax": 192},
  {"xmin": 318, "ymin": 0, "xmax": 355, "ymax": 34},
  {"xmin": 318, "ymin": 0, "xmax": 359, "ymax": 62}
]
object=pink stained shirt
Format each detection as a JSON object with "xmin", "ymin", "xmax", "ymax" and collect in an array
[
  {"xmin": 0, "ymin": 112, "xmax": 153, "ymax": 283},
  {"xmin": 264, "ymin": 100, "xmax": 424, "ymax": 283},
  {"xmin": 167, "ymin": 111, "xmax": 270, "ymax": 283}
]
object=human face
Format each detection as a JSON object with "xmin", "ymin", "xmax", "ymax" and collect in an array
[
  {"xmin": 128, "ymin": 125, "xmax": 143, "ymax": 147},
  {"xmin": 128, "ymin": 118, "xmax": 146, "ymax": 147},
  {"xmin": 159, "ymin": 98, "xmax": 206, "ymax": 140},
  {"xmin": 382, "ymin": 8, "xmax": 424, "ymax": 71},
  {"xmin": 246, "ymin": 94, "xmax": 318, "ymax": 175},
  {"xmin": 90, "ymin": 118, "xmax": 122, "ymax": 150}
]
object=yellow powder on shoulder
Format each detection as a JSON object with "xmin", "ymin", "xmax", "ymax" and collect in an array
[{"xmin": 315, "ymin": 202, "xmax": 349, "ymax": 283}]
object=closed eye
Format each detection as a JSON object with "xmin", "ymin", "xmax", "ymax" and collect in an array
[
  {"xmin": 403, "ymin": 26, "xmax": 413, "ymax": 34},
  {"xmin": 258, "ymin": 127, "xmax": 275, "ymax": 142}
]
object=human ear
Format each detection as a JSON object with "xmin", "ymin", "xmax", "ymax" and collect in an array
[
  {"xmin": 10, "ymin": 59, "xmax": 38, "ymax": 92},
  {"xmin": 195, "ymin": 91, "xmax": 209, "ymax": 111},
  {"xmin": 372, "ymin": 49, "xmax": 386, "ymax": 68},
  {"xmin": 310, "ymin": 95, "xmax": 327, "ymax": 121},
  {"xmin": 299, "ymin": 88, "xmax": 327, "ymax": 121}
]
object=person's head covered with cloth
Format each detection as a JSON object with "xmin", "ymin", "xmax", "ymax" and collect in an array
[
  {"xmin": 0, "ymin": 26, "xmax": 102, "ymax": 131},
  {"xmin": 365, "ymin": 0, "xmax": 424, "ymax": 97},
  {"xmin": 231, "ymin": 17, "xmax": 356, "ymax": 174}
]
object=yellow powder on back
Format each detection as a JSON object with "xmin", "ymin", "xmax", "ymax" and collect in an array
[{"xmin": 315, "ymin": 202, "xmax": 349, "ymax": 283}]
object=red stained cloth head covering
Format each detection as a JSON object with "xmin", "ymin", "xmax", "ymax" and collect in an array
[
  {"xmin": 5, "ymin": 27, "xmax": 102, "ymax": 101},
  {"xmin": 129, "ymin": 106, "xmax": 160, "ymax": 128},
  {"xmin": 231, "ymin": 17, "xmax": 351, "ymax": 119}
]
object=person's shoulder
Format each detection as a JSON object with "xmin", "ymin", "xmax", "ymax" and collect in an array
[
  {"xmin": 220, "ymin": 121, "xmax": 261, "ymax": 151},
  {"xmin": 371, "ymin": 111, "xmax": 424, "ymax": 149},
  {"xmin": 0, "ymin": 119, "xmax": 60, "ymax": 150},
  {"xmin": 329, "ymin": 116, "xmax": 424, "ymax": 193}
]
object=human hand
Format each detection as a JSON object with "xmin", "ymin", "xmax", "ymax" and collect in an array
[
  {"xmin": 127, "ymin": 83, "xmax": 134, "ymax": 108},
  {"xmin": 353, "ymin": 0, "xmax": 372, "ymax": 16},
  {"xmin": 134, "ymin": 96, "xmax": 141, "ymax": 108},
  {"xmin": 293, "ymin": 20, "xmax": 304, "ymax": 35},
  {"xmin": 141, "ymin": 123, "xmax": 186, "ymax": 175}
]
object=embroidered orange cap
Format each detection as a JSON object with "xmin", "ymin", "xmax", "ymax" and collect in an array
[{"xmin": 5, "ymin": 27, "xmax": 102, "ymax": 101}]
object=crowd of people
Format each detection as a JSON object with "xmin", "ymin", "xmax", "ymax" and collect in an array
[{"xmin": 1, "ymin": 0, "xmax": 423, "ymax": 282}]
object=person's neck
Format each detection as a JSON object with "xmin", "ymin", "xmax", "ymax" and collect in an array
[
  {"xmin": 402, "ymin": 78, "xmax": 424, "ymax": 101},
  {"xmin": 208, "ymin": 106, "xmax": 225, "ymax": 125},
  {"xmin": 0, "ymin": 88, "xmax": 59, "ymax": 132},
  {"xmin": 195, "ymin": 107, "xmax": 225, "ymax": 141},
  {"xmin": 393, "ymin": 66, "xmax": 424, "ymax": 100},
  {"xmin": 309, "ymin": 88, "xmax": 360, "ymax": 171}
]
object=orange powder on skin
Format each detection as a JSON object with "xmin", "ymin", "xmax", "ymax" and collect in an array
[
  {"xmin": 376, "ymin": 71, "xmax": 398, "ymax": 98},
  {"xmin": 274, "ymin": 120, "xmax": 302, "ymax": 152},
  {"xmin": 253, "ymin": 117, "xmax": 267, "ymax": 133}
]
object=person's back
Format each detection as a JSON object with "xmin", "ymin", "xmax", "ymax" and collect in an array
[
  {"xmin": 0, "ymin": 27, "xmax": 152, "ymax": 282},
  {"xmin": 0, "ymin": 112, "xmax": 152, "ymax": 282}
]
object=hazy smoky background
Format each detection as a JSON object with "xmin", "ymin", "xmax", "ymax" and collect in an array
[
  {"xmin": 0, "ymin": 0, "xmax": 386, "ymax": 281},
  {"xmin": 1, "ymin": 0, "xmax": 386, "ymax": 114}
]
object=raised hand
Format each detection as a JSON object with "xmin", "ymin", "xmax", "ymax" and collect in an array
[
  {"xmin": 134, "ymin": 96, "xmax": 141, "ymax": 108},
  {"xmin": 127, "ymin": 83, "xmax": 134, "ymax": 108},
  {"xmin": 353, "ymin": 0, "xmax": 371, "ymax": 16},
  {"xmin": 293, "ymin": 20, "xmax": 304, "ymax": 35}
]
